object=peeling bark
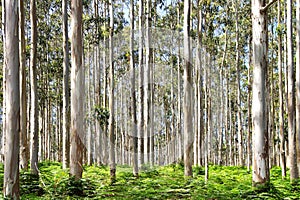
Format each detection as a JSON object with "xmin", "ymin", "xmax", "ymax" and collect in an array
[
  {"xmin": 251, "ymin": 0, "xmax": 270, "ymax": 187},
  {"xmin": 70, "ymin": 0, "xmax": 84, "ymax": 180},
  {"xmin": 3, "ymin": 0, "xmax": 20, "ymax": 198}
]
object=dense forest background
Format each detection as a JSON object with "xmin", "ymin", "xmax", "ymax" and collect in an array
[{"xmin": 1, "ymin": 0, "xmax": 300, "ymax": 199}]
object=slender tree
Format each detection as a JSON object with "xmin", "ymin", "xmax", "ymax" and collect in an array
[
  {"xmin": 247, "ymin": 36, "xmax": 252, "ymax": 172},
  {"xmin": 19, "ymin": 0, "xmax": 28, "ymax": 170},
  {"xmin": 144, "ymin": 0, "xmax": 151, "ymax": 164},
  {"xmin": 287, "ymin": 0, "xmax": 298, "ymax": 181},
  {"xmin": 251, "ymin": 0, "xmax": 274, "ymax": 187},
  {"xmin": 176, "ymin": 1, "xmax": 182, "ymax": 164},
  {"xmin": 62, "ymin": 0, "xmax": 70, "ymax": 169},
  {"xmin": 278, "ymin": 0, "xmax": 286, "ymax": 178},
  {"xmin": 30, "ymin": 0, "xmax": 39, "ymax": 175},
  {"xmin": 70, "ymin": 0, "xmax": 84, "ymax": 179},
  {"xmin": 235, "ymin": 0, "xmax": 243, "ymax": 166},
  {"xmin": 130, "ymin": 0, "xmax": 138, "ymax": 176},
  {"xmin": 296, "ymin": 0, "xmax": 300, "ymax": 175},
  {"xmin": 183, "ymin": 0, "xmax": 193, "ymax": 176},
  {"xmin": 108, "ymin": 0, "xmax": 116, "ymax": 182},
  {"xmin": 1, "ymin": 0, "xmax": 6, "ymax": 165},
  {"xmin": 138, "ymin": 0, "xmax": 145, "ymax": 167},
  {"xmin": 196, "ymin": 0, "xmax": 204, "ymax": 166},
  {"xmin": 3, "ymin": 0, "xmax": 20, "ymax": 198}
]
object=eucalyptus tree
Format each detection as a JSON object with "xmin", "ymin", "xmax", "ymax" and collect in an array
[
  {"xmin": 277, "ymin": 0, "xmax": 286, "ymax": 178},
  {"xmin": 62, "ymin": 0, "xmax": 70, "ymax": 169},
  {"xmin": 130, "ymin": 0, "xmax": 138, "ymax": 176},
  {"xmin": 296, "ymin": 0, "xmax": 300, "ymax": 175},
  {"xmin": 183, "ymin": 0, "xmax": 193, "ymax": 176},
  {"xmin": 144, "ymin": 0, "xmax": 151, "ymax": 164},
  {"xmin": 247, "ymin": 36, "xmax": 252, "ymax": 171},
  {"xmin": 19, "ymin": 0, "xmax": 28, "ymax": 170},
  {"xmin": 1, "ymin": 0, "xmax": 6, "ymax": 165},
  {"xmin": 138, "ymin": 0, "xmax": 144, "ymax": 166},
  {"xmin": 287, "ymin": 0, "xmax": 298, "ymax": 181},
  {"xmin": 176, "ymin": 0, "xmax": 182, "ymax": 166},
  {"xmin": 3, "ymin": 0, "xmax": 20, "ymax": 198},
  {"xmin": 101, "ymin": 1, "xmax": 109, "ymax": 166},
  {"xmin": 30, "ymin": 0, "xmax": 39, "ymax": 175},
  {"xmin": 194, "ymin": 0, "xmax": 205, "ymax": 167},
  {"xmin": 108, "ymin": 0, "xmax": 116, "ymax": 182},
  {"xmin": 235, "ymin": 0, "xmax": 243, "ymax": 166},
  {"xmin": 70, "ymin": 0, "xmax": 84, "ymax": 179},
  {"xmin": 251, "ymin": 0, "xmax": 277, "ymax": 187}
]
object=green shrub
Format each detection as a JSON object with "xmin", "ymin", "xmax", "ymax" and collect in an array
[{"xmin": 20, "ymin": 171, "xmax": 43, "ymax": 196}]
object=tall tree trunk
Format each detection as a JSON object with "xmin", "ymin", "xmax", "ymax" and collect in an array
[
  {"xmin": 138, "ymin": 0, "xmax": 144, "ymax": 167},
  {"xmin": 1, "ymin": 0, "xmax": 6, "ymax": 165},
  {"xmin": 287, "ymin": 0, "xmax": 299, "ymax": 181},
  {"xmin": 278, "ymin": 11, "xmax": 286, "ymax": 175},
  {"xmin": 235, "ymin": 0, "xmax": 243, "ymax": 166},
  {"xmin": 144, "ymin": 0, "xmax": 151, "ymax": 164},
  {"xmin": 204, "ymin": 53, "xmax": 210, "ymax": 180},
  {"xmin": 100, "ymin": 2, "xmax": 108, "ymax": 166},
  {"xmin": 130, "ymin": 0, "xmax": 138, "ymax": 177},
  {"xmin": 30, "ymin": 0, "xmax": 39, "ymax": 175},
  {"xmin": 70, "ymin": 0, "xmax": 84, "ymax": 179},
  {"xmin": 149, "ymin": 1, "xmax": 155, "ymax": 167},
  {"xmin": 19, "ymin": 0, "xmax": 28, "ymax": 170},
  {"xmin": 247, "ymin": 36, "xmax": 252, "ymax": 172},
  {"xmin": 219, "ymin": 26, "xmax": 227, "ymax": 166},
  {"xmin": 195, "ymin": 0, "xmax": 203, "ymax": 166},
  {"xmin": 94, "ymin": 0, "xmax": 102, "ymax": 167},
  {"xmin": 225, "ymin": 62, "xmax": 230, "ymax": 166},
  {"xmin": 62, "ymin": 0, "xmax": 70, "ymax": 169},
  {"xmin": 176, "ymin": 2, "xmax": 182, "ymax": 163},
  {"xmin": 296, "ymin": 0, "xmax": 300, "ymax": 176},
  {"xmin": 283, "ymin": 0, "xmax": 289, "ymax": 168},
  {"xmin": 251, "ymin": 0, "xmax": 270, "ymax": 187},
  {"xmin": 183, "ymin": 0, "xmax": 193, "ymax": 176},
  {"xmin": 3, "ymin": 0, "xmax": 20, "ymax": 198},
  {"xmin": 108, "ymin": 0, "xmax": 116, "ymax": 182},
  {"xmin": 269, "ymin": 24, "xmax": 275, "ymax": 167},
  {"xmin": 87, "ymin": 46, "xmax": 92, "ymax": 165}
]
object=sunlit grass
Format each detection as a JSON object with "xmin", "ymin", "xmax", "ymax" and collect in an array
[{"xmin": 0, "ymin": 162, "xmax": 299, "ymax": 199}]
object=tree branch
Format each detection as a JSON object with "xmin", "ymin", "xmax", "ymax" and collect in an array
[{"xmin": 260, "ymin": 0, "xmax": 278, "ymax": 13}]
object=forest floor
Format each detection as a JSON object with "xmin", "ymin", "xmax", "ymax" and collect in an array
[{"xmin": 0, "ymin": 162, "xmax": 299, "ymax": 199}]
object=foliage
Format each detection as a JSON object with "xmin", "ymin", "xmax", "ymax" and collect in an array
[
  {"xmin": 1, "ymin": 162, "xmax": 300, "ymax": 199},
  {"xmin": 93, "ymin": 105, "xmax": 110, "ymax": 127},
  {"xmin": 20, "ymin": 171, "xmax": 43, "ymax": 196}
]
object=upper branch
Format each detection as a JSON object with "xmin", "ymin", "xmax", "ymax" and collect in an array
[{"xmin": 260, "ymin": 0, "xmax": 278, "ymax": 13}]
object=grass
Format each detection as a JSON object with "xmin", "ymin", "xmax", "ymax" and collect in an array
[{"xmin": 0, "ymin": 162, "xmax": 300, "ymax": 199}]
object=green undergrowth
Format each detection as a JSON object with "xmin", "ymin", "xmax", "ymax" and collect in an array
[{"xmin": 0, "ymin": 162, "xmax": 300, "ymax": 199}]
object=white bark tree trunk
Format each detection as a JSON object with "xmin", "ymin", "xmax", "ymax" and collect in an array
[
  {"xmin": 3, "ymin": 0, "xmax": 20, "ymax": 198},
  {"xmin": 70, "ymin": 0, "xmax": 84, "ymax": 179},
  {"xmin": 251, "ymin": 0, "xmax": 270, "ymax": 186}
]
